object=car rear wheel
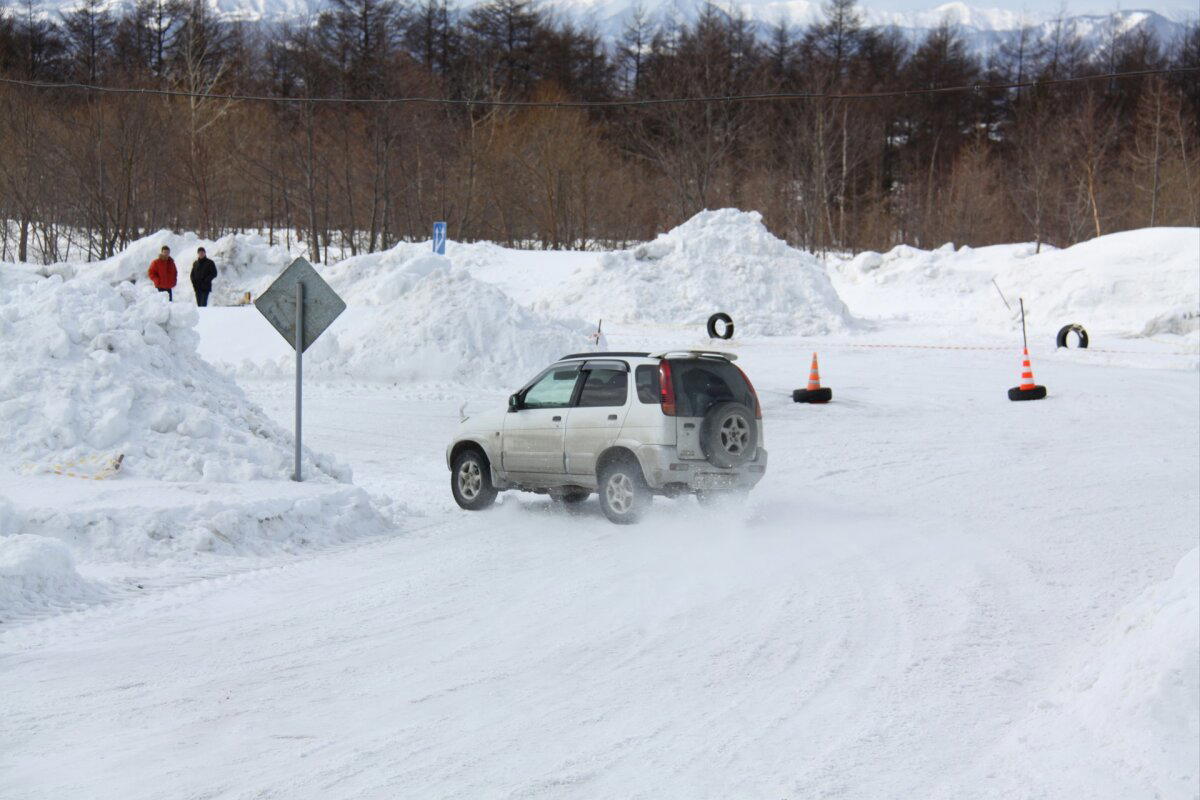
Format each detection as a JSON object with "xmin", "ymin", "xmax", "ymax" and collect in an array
[
  {"xmin": 451, "ymin": 449, "xmax": 498, "ymax": 511},
  {"xmin": 598, "ymin": 461, "xmax": 650, "ymax": 524}
]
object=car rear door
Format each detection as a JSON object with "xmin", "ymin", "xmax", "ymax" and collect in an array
[
  {"xmin": 563, "ymin": 360, "xmax": 630, "ymax": 476},
  {"xmin": 502, "ymin": 364, "xmax": 581, "ymax": 474},
  {"xmin": 669, "ymin": 358, "xmax": 757, "ymax": 461}
]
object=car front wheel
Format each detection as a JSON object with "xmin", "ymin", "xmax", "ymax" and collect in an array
[
  {"xmin": 598, "ymin": 461, "xmax": 650, "ymax": 524},
  {"xmin": 451, "ymin": 449, "xmax": 498, "ymax": 511}
]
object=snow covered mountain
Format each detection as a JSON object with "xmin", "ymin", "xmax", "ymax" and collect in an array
[{"xmin": 28, "ymin": 0, "xmax": 1195, "ymax": 55}]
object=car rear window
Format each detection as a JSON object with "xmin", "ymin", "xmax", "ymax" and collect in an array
[
  {"xmin": 635, "ymin": 365, "xmax": 660, "ymax": 403},
  {"xmin": 669, "ymin": 359, "xmax": 754, "ymax": 417}
]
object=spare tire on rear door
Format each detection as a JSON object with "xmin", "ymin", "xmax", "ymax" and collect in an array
[{"xmin": 700, "ymin": 401, "xmax": 758, "ymax": 469}]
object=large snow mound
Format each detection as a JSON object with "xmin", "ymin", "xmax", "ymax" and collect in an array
[
  {"xmin": 0, "ymin": 275, "xmax": 347, "ymax": 482},
  {"xmin": 539, "ymin": 209, "xmax": 855, "ymax": 336},
  {"xmin": 833, "ymin": 227, "xmax": 1200, "ymax": 341},
  {"xmin": 239, "ymin": 250, "xmax": 598, "ymax": 383},
  {"xmin": 323, "ymin": 240, "xmax": 509, "ymax": 304},
  {"xmin": 67, "ymin": 230, "xmax": 303, "ymax": 307},
  {"xmin": 1065, "ymin": 547, "xmax": 1199, "ymax": 792}
]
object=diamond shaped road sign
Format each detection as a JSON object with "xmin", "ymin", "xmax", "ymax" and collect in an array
[{"xmin": 255, "ymin": 257, "xmax": 346, "ymax": 353}]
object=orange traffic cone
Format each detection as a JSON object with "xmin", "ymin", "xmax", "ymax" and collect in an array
[
  {"xmin": 793, "ymin": 352, "xmax": 832, "ymax": 404},
  {"xmin": 1008, "ymin": 347, "xmax": 1047, "ymax": 401},
  {"xmin": 1009, "ymin": 298, "xmax": 1047, "ymax": 401}
]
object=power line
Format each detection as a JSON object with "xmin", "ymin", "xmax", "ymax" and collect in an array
[{"xmin": 0, "ymin": 67, "xmax": 1194, "ymax": 108}]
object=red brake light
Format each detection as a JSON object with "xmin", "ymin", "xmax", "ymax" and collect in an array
[
  {"xmin": 658, "ymin": 361, "xmax": 676, "ymax": 416},
  {"xmin": 736, "ymin": 364, "xmax": 762, "ymax": 419}
]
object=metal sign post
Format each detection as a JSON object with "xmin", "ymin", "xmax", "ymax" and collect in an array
[
  {"xmin": 294, "ymin": 281, "xmax": 304, "ymax": 481},
  {"xmin": 255, "ymin": 258, "xmax": 345, "ymax": 482}
]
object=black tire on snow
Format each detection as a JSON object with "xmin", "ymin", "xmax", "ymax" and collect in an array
[
  {"xmin": 706, "ymin": 312, "xmax": 734, "ymax": 340},
  {"xmin": 699, "ymin": 401, "xmax": 758, "ymax": 469},
  {"xmin": 1008, "ymin": 385, "xmax": 1047, "ymax": 401},
  {"xmin": 1056, "ymin": 324, "xmax": 1089, "ymax": 349},
  {"xmin": 792, "ymin": 387, "xmax": 833, "ymax": 404},
  {"xmin": 451, "ymin": 448, "xmax": 498, "ymax": 510},
  {"xmin": 597, "ymin": 460, "xmax": 651, "ymax": 524}
]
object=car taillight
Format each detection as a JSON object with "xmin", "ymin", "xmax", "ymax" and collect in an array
[
  {"xmin": 659, "ymin": 361, "xmax": 676, "ymax": 416},
  {"xmin": 736, "ymin": 364, "xmax": 762, "ymax": 419}
]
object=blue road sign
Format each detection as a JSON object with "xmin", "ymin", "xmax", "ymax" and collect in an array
[{"xmin": 433, "ymin": 221, "xmax": 447, "ymax": 255}]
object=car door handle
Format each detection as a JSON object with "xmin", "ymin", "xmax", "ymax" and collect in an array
[
  {"xmin": 552, "ymin": 415, "xmax": 562, "ymax": 422},
  {"xmin": 607, "ymin": 414, "xmax": 618, "ymax": 421}
]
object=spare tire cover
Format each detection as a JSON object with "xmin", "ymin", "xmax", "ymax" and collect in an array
[{"xmin": 700, "ymin": 401, "xmax": 758, "ymax": 469}]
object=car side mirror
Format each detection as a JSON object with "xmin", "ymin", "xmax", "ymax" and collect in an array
[{"xmin": 508, "ymin": 393, "xmax": 521, "ymax": 412}]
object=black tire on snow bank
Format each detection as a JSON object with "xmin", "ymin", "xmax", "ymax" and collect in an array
[
  {"xmin": 706, "ymin": 312, "xmax": 734, "ymax": 340},
  {"xmin": 1008, "ymin": 385, "xmax": 1047, "ymax": 401},
  {"xmin": 1056, "ymin": 324, "xmax": 1089, "ymax": 349},
  {"xmin": 793, "ymin": 387, "xmax": 832, "ymax": 404}
]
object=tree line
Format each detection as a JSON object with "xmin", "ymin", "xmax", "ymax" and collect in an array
[{"xmin": 0, "ymin": 0, "xmax": 1197, "ymax": 263}]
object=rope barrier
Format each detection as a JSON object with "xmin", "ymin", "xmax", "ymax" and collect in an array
[{"xmin": 41, "ymin": 453, "xmax": 125, "ymax": 480}]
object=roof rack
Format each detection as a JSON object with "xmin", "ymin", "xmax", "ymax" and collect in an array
[
  {"xmin": 558, "ymin": 351, "xmax": 651, "ymax": 360},
  {"xmin": 651, "ymin": 350, "xmax": 738, "ymax": 361}
]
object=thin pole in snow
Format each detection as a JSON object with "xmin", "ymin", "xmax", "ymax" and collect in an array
[
  {"xmin": 1019, "ymin": 297, "xmax": 1028, "ymax": 351},
  {"xmin": 294, "ymin": 281, "xmax": 304, "ymax": 482},
  {"xmin": 991, "ymin": 277, "xmax": 1011, "ymax": 310}
]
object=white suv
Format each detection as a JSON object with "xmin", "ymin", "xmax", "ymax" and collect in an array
[{"xmin": 446, "ymin": 351, "xmax": 767, "ymax": 524}]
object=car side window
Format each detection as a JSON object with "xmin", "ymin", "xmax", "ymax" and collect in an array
[
  {"xmin": 522, "ymin": 366, "xmax": 580, "ymax": 409},
  {"xmin": 577, "ymin": 368, "xmax": 629, "ymax": 407},
  {"xmin": 635, "ymin": 365, "xmax": 660, "ymax": 403}
]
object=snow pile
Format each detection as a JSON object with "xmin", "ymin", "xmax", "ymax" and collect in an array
[
  {"xmin": 0, "ymin": 483, "xmax": 397, "ymax": 621},
  {"xmin": 324, "ymin": 247, "xmax": 451, "ymax": 305},
  {"xmin": 0, "ymin": 532, "xmax": 107, "ymax": 621},
  {"xmin": 68, "ymin": 230, "xmax": 304, "ymax": 307},
  {"xmin": 11, "ymin": 483, "xmax": 395, "ymax": 563},
  {"xmin": 833, "ymin": 228, "xmax": 1200, "ymax": 342},
  {"xmin": 540, "ymin": 209, "xmax": 855, "ymax": 335},
  {"xmin": 0, "ymin": 275, "xmax": 347, "ymax": 482},
  {"xmin": 242, "ymin": 249, "xmax": 597, "ymax": 384},
  {"xmin": 984, "ymin": 548, "xmax": 1200, "ymax": 796},
  {"xmin": 323, "ymin": 239, "xmax": 511, "ymax": 304},
  {"xmin": 1063, "ymin": 547, "xmax": 1200, "ymax": 792}
]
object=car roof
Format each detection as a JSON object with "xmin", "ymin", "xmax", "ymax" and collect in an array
[
  {"xmin": 558, "ymin": 351, "xmax": 652, "ymax": 360},
  {"xmin": 557, "ymin": 350, "xmax": 737, "ymax": 362}
]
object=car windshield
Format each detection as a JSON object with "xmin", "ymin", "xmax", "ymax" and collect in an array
[{"xmin": 669, "ymin": 359, "xmax": 753, "ymax": 417}]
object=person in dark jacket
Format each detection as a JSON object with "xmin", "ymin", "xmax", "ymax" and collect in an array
[
  {"xmin": 148, "ymin": 246, "xmax": 178, "ymax": 301},
  {"xmin": 190, "ymin": 247, "xmax": 218, "ymax": 307}
]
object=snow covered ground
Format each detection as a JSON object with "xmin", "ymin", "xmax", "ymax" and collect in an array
[{"xmin": 1, "ymin": 215, "xmax": 1197, "ymax": 799}]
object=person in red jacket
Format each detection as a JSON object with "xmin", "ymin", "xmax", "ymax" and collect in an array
[{"xmin": 148, "ymin": 245, "xmax": 178, "ymax": 301}]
